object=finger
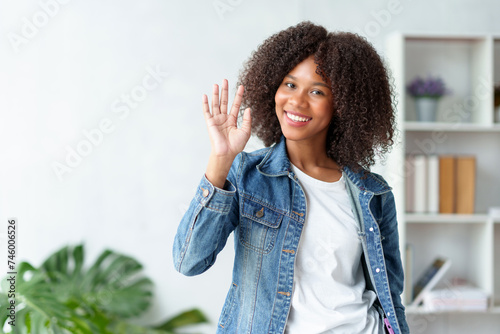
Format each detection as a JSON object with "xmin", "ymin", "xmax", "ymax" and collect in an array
[
  {"xmin": 202, "ymin": 94, "xmax": 211, "ymax": 122},
  {"xmin": 220, "ymin": 79, "xmax": 229, "ymax": 114},
  {"xmin": 229, "ymin": 85, "xmax": 244, "ymax": 119},
  {"xmin": 240, "ymin": 107, "xmax": 252, "ymax": 135},
  {"xmin": 211, "ymin": 84, "xmax": 220, "ymax": 115}
]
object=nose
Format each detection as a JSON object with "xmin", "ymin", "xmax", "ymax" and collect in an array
[{"xmin": 289, "ymin": 89, "xmax": 308, "ymax": 109}]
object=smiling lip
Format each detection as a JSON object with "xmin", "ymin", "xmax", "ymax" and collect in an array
[
  {"xmin": 285, "ymin": 110, "xmax": 311, "ymax": 119},
  {"xmin": 284, "ymin": 110, "xmax": 312, "ymax": 127}
]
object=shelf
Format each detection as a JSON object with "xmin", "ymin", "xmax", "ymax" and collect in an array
[
  {"xmin": 406, "ymin": 306, "xmax": 500, "ymax": 315},
  {"xmin": 391, "ymin": 32, "xmax": 488, "ymax": 43},
  {"xmin": 490, "ymin": 307, "xmax": 500, "ymax": 314},
  {"xmin": 405, "ymin": 122, "xmax": 500, "ymax": 132},
  {"xmin": 386, "ymin": 32, "xmax": 500, "ymax": 331},
  {"xmin": 405, "ymin": 213, "xmax": 489, "ymax": 224},
  {"xmin": 405, "ymin": 132, "xmax": 500, "ymax": 213}
]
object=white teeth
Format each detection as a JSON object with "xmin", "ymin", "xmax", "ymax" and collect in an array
[{"xmin": 286, "ymin": 112, "xmax": 310, "ymax": 122}]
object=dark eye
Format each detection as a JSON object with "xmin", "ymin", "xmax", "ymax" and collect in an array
[
  {"xmin": 285, "ymin": 82, "xmax": 295, "ymax": 89},
  {"xmin": 312, "ymin": 89, "xmax": 324, "ymax": 96}
]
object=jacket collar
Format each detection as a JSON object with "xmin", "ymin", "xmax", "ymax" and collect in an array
[
  {"xmin": 256, "ymin": 137, "xmax": 391, "ymax": 195},
  {"xmin": 256, "ymin": 137, "xmax": 291, "ymax": 177}
]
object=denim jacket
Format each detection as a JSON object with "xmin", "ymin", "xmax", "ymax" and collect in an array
[{"xmin": 173, "ymin": 138, "xmax": 409, "ymax": 334}]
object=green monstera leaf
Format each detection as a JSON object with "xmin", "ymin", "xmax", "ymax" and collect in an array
[
  {"xmin": 0, "ymin": 245, "xmax": 208, "ymax": 334},
  {"xmin": 0, "ymin": 250, "xmax": 101, "ymax": 334}
]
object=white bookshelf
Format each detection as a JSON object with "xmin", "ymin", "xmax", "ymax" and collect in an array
[
  {"xmin": 385, "ymin": 32, "xmax": 500, "ymax": 332},
  {"xmin": 405, "ymin": 213, "xmax": 490, "ymax": 224},
  {"xmin": 405, "ymin": 121, "xmax": 500, "ymax": 132}
]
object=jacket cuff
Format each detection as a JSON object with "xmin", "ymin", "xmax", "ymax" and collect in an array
[{"xmin": 194, "ymin": 174, "xmax": 236, "ymax": 213}]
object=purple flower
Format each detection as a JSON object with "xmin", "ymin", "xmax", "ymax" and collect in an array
[{"xmin": 407, "ymin": 76, "xmax": 449, "ymax": 98}]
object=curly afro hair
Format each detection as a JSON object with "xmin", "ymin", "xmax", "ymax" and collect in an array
[{"xmin": 237, "ymin": 21, "xmax": 396, "ymax": 170}]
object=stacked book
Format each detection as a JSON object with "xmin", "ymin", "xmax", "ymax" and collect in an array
[
  {"xmin": 406, "ymin": 256, "xmax": 452, "ymax": 306},
  {"xmin": 422, "ymin": 285, "xmax": 489, "ymax": 311},
  {"xmin": 405, "ymin": 255, "xmax": 489, "ymax": 311},
  {"xmin": 405, "ymin": 155, "xmax": 476, "ymax": 214}
]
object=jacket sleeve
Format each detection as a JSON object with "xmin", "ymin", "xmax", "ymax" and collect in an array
[
  {"xmin": 380, "ymin": 190, "xmax": 410, "ymax": 334},
  {"xmin": 172, "ymin": 154, "xmax": 242, "ymax": 276}
]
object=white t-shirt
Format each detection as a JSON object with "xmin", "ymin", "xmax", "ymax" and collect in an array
[{"xmin": 285, "ymin": 164, "xmax": 382, "ymax": 334}]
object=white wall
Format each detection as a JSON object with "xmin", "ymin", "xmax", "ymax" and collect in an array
[{"xmin": 1, "ymin": 0, "xmax": 499, "ymax": 332}]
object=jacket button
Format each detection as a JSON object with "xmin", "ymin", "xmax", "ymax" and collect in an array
[
  {"xmin": 202, "ymin": 188, "xmax": 209, "ymax": 197},
  {"xmin": 369, "ymin": 227, "xmax": 374, "ymax": 232},
  {"xmin": 376, "ymin": 268, "xmax": 381, "ymax": 273},
  {"xmin": 256, "ymin": 208, "xmax": 264, "ymax": 218}
]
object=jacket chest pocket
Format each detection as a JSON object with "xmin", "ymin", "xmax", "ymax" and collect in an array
[{"xmin": 239, "ymin": 197, "xmax": 283, "ymax": 254}]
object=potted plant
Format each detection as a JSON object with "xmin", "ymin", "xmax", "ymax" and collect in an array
[
  {"xmin": 407, "ymin": 76, "xmax": 448, "ymax": 122},
  {"xmin": 0, "ymin": 244, "xmax": 208, "ymax": 334}
]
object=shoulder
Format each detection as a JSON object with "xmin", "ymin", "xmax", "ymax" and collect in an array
[
  {"xmin": 242, "ymin": 145, "xmax": 274, "ymax": 160},
  {"xmin": 230, "ymin": 145, "xmax": 275, "ymax": 178},
  {"xmin": 343, "ymin": 166, "xmax": 392, "ymax": 195},
  {"xmin": 236, "ymin": 146, "xmax": 274, "ymax": 170},
  {"xmin": 366, "ymin": 170, "xmax": 391, "ymax": 189}
]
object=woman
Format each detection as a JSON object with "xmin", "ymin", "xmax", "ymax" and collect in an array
[{"xmin": 173, "ymin": 21, "xmax": 409, "ymax": 334}]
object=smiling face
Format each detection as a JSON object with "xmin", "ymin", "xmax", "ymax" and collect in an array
[{"xmin": 275, "ymin": 56, "xmax": 334, "ymax": 146}]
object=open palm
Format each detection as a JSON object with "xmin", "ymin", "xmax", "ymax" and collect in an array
[{"xmin": 203, "ymin": 79, "xmax": 252, "ymax": 158}]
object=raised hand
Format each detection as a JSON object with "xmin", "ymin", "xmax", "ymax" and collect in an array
[
  {"xmin": 203, "ymin": 79, "xmax": 252, "ymax": 159},
  {"xmin": 203, "ymin": 79, "xmax": 252, "ymax": 188}
]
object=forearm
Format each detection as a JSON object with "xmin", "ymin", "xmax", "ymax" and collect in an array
[
  {"xmin": 173, "ymin": 174, "xmax": 238, "ymax": 276},
  {"xmin": 205, "ymin": 153, "xmax": 236, "ymax": 189}
]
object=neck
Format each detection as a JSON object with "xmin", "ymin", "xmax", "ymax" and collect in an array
[{"xmin": 285, "ymin": 136, "xmax": 340, "ymax": 173}]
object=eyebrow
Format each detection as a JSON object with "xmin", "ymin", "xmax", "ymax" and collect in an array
[{"xmin": 285, "ymin": 74, "xmax": 331, "ymax": 89}]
